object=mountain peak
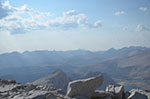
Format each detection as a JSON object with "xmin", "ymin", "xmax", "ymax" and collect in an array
[
  {"xmin": 52, "ymin": 69, "xmax": 65, "ymax": 75},
  {"xmin": 32, "ymin": 69, "xmax": 70, "ymax": 90}
]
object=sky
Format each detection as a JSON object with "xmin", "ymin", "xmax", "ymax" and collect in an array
[{"xmin": 0, "ymin": 0, "xmax": 150, "ymax": 53}]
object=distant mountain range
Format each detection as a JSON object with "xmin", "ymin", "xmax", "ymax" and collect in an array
[{"xmin": 0, "ymin": 46, "xmax": 150, "ymax": 90}]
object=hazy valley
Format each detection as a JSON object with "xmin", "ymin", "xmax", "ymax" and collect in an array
[{"xmin": 0, "ymin": 46, "xmax": 150, "ymax": 91}]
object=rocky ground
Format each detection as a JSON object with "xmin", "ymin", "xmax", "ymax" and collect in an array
[
  {"xmin": 0, "ymin": 75, "xmax": 150, "ymax": 99},
  {"xmin": 0, "ymin": 79, "xmax": 68, "ymax": 99}
]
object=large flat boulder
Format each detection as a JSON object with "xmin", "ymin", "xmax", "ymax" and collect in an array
[{"xmin": 66, "ymin": 75, "xmax": 103, "ymax": 98}]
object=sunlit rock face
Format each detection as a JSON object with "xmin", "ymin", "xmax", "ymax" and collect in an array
[{"xmin": 66, "ymin": 75, "xmax": 104, "ymax": 98}]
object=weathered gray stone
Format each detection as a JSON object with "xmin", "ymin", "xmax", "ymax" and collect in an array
[
  {"xmin": 106, "ymin": 85, "xmax": 125, "ymax": 99},
  {"xmin": 106, "ymin": 85, "xmax": 115, "ymax": 92},
  {"xmin": 0, "ymin": 78, "xmax": 68, "ymax": 99},
  {"xmin": 91, "ymin": 90, "xmax": 113, "ymax": 99},
  {"xmin": 73, "ymin": 96, "xmax": 88, "ymax": 99},
  {"xmin": 66, "ymin": 75, "xmax": 103, "ymax": 98},
  {"xmin": 125, "ymin": 91, "xmax": 130, "ymax": 99},
  {"xmin": 127, "ymin": 91, "xmax": 148, "ymax": 99},
  {"xmin": 114, "ymin": 86, "xmax": 125, "ymax": 99}
]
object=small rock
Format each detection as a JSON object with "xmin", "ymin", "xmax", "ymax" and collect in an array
[
  {"xmin": 8, "ymin": 80, "xmax": 17, "ymax": 84},
  {"xmin": 106, "ymin": 85, "xmax": 115, "ymax": 92},
  {"xmin": 114, "ymin": 86, "xmax": 125, "ymax": 99},
  {"xmin": 106, "ymin": 85, "xmax": 125, "ymax": 99},
  {"xmin": 127, "ymin": 91, "xmax": 148, "ymax": 99}
]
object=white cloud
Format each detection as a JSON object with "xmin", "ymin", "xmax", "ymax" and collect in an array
[
  {"xmin": 115, "ymin": 11, "xmax": 125, "ymax": 16},
  {"xmin": 48, "ymin": 10, "xmax": 102, "ymax": 30},
  {"xmin": 0, "ymin": 0, "xmax": 10, "ymax": 19},
  {"xmin": 0, "ymin": 0, "xmax": 51, "ymax": 34},
  {"xmin": 88, "ymin": 20, "xmax": 102, "ymax": 28},
  {"xmin": 139, "ymin": 7, "xmax": 147, "ymax": 12},
  {"xmin": 135, "ymin": 24, "xmax": 149, "ymax": 32},
  {"xmin": 123, "ymin": 26, "xmax": 128, "ymax": 31},
  {"xmin": 0, "ymin": 1, "xmax": 102, "ymax": 34},
  {"xmin": 63, "ymin": 10, "xmax": 78, "ymax": 16}
]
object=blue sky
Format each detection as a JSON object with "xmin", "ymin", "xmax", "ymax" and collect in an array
[{"xmin": 0, "ymin": 0, "xmax": 150, "ymax": 53}]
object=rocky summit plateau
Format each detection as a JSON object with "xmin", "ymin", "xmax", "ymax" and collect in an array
[{"xmin": 0, "ymin": 74, "xmax": 150, "ymax": 99}]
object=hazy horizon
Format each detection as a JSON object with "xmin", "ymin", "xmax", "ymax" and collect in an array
[
  {"xmin": 0, "ymin": 46, "xmax": 149, "ymax": 54},
  {"xmin": 0, "ymin": 0, "xmax": 150, "ymax": 53}
]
